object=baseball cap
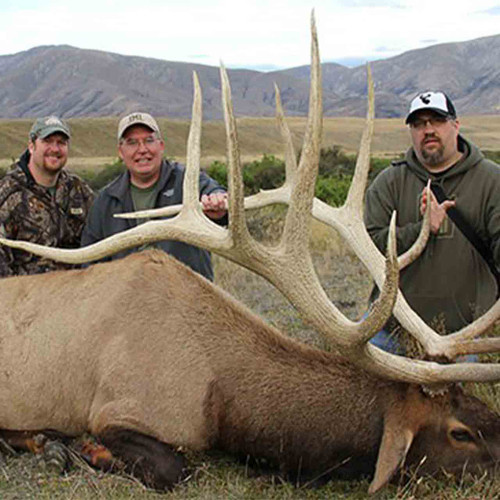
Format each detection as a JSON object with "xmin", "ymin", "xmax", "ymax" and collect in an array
[
  {"xmin": 117, "ymin": 112, "xmax": 161, "ymax": 141},
  {"xmin": 30, "ymin": 116, "xmax": 71, "ymax": 140},
  {"xmin": 405, "ymin": 91, "xmax": 457, "ymax": 124}
]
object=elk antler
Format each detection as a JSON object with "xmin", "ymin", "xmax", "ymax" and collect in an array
[{"xmin": 2, "ymin": 13, "xmax": 500, "ymax": 384}]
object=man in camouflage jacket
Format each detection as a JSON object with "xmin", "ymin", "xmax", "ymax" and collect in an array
[{"xmin": 0, "ymin": 116, "xmax": 94, "ymax": 277}]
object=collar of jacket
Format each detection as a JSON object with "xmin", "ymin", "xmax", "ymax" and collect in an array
[
  {"xmin": 107, "ymin": 159, "xmax": 175, "ymax": 200},
  {"xmin": 16, "ymin": 149, "xmax": 37, "ymax": 185},
  {"xmin": 403, "ymin": 135, "xmax": 483, "ymax": 183},
  {"xmin": 15, "ymin": 149, "xmax": 69, "ymax": 189}
]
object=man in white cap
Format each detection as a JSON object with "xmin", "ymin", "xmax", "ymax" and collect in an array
[
  {"xmin": 364, "ymin": 91, "xmax": 500, "ymax": 353},
  {"xmin": 81, "ymin": 112, "xmax": 228, "ymax": 281},
  {"xmin": 0, "ymin": 116, "xmax": 94, "ymax": 276}
]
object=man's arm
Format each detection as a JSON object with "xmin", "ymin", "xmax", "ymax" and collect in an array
[
  {"xmin": 0, "ymin": 222, "xmax": 15, "ymax": 277},
  {"xmin": 80, "ymin": 197, "xmax": 105, "ymax": 248},
  {"xmin": 364, "ymin": 171, "xmax": 423, "ymax": 255},
  {"xmin": 485, "ymin": 170, "xmax": 500, "ymax": 270},
  {"xmin": 0, "ymin": 187, "xmax": 23, "ymax": 277}
]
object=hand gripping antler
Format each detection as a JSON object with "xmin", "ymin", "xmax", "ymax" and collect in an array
[{"xmin": 2, "ymin": 14, "xmax": 500, "ymax": 384}]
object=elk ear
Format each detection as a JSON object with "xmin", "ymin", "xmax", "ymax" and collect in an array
[{"xmin": 368, "ymin": 419, "xmax": 415, "ymax": 494}]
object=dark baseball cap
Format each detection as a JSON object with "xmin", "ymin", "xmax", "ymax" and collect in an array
[
  {"xmin": 30, "ymin": 116, "xmax": 71, "ymax": 140},
  {"xmin": 405, "ymin": 91, "xmax": 457, "ymax": 124}
]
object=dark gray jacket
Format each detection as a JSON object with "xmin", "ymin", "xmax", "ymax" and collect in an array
[{"xmin": 81, "ymin": 160, "xmax": 226, "ymax": 280}]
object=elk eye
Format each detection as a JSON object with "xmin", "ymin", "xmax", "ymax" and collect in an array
[{"xmin": 450, "ymin": 429, "xmax": 474, "ymax": 443}]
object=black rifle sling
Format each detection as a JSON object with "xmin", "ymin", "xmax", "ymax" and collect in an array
[{"xmin": 430, "ymin": 182, "xmax": 500, "ymax": 298}]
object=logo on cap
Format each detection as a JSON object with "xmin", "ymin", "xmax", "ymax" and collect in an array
[
  {"xmin": 45, "ymin": 116, "xmax": 64, "ymax": 126},
  {"xmin": 117, "ymin": 112, "xmax": 161, "ymax": 141},
  {"xmin": 419, "ymin": 93, "xmax": 431, "ymax": 105}
]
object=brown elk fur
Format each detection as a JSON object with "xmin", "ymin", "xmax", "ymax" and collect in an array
[{"xmin": 1, "ymin": 250, "xmax": 500, "ymax": 492}]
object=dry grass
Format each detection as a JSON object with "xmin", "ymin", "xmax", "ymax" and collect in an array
[
  {"xmin": 1, "ymin": 114, "xmax": 500, "ymax": 170},
  {"xmin": 1, "ymin": 207, "xmax": 500, "ymax": 498}
]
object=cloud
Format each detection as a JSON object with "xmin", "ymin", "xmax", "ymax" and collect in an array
[
  {"xmin": 481, "ymin": 6, "xmax": 500, "ymax": 15},
  {"xmin": 1, "ymin": 0, "xmax": 500, "ymax": 71}
]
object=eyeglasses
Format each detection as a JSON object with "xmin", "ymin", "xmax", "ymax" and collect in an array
[
  {"xmin": 121, "ymin": 136, "xmax": 158, "ymax": 149},
  {"xmin": 409, "ymin": 116, "xmax": 450, "ymax": 130}
]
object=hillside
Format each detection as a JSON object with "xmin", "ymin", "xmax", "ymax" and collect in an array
[
  {"xmin": 2, "ymin": 115, "xmax": 499, "ymax": 172},
  {"xmin": 0, "ymin": 34, "xmax": 499, "ymax": 120}
]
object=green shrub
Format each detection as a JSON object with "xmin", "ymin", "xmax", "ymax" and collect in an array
[
  {"xmin": 206, "ymin": 148, "xmax": 396, "ymax": 206},
  {"xmin": 206, "ymin": 160, "xmax": 228, "ymax": 189},
  {"xmin": 315, "ymin": 175, "xmax": 353, "ymax": 206},
  {"xmin": 207, "ymin": 154, "xmax": 285, "ymax": 195},
  {"xmin": 78, "ymin": 159, "xmax": 125, "ymax": 191},
  {"xmin": 318, "ymin": 145, "xmax": 356, "ymax": 177}
]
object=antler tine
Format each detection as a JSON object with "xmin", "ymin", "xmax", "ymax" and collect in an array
[
  {"xmin": 439, "ymin": 299, "xmax": 500, "ymax": 357},
  {"xmin": 274, "ymin": 83, "xmax": 297, "ymax": 189},
  {"xmin": 344, "ymin": 63, "xmax": 374, "ymax": 213},
  {"xmin": 182, "ymin": 71, "xmax": 203, "ymax": 211},
  {"xmin": 354, "ymin": 213, "xmax": 399, "ymax": 344},
  {"xmin": 220, "ymin": 63, "xmax": 252, "ymax": 245},
  {"xmin": 397, "ymin": 181, "xmax": 432, "ymax": 269},
  {"xmin": 281, "ymin": 11, "xmax": 322, "ymax": 253}
]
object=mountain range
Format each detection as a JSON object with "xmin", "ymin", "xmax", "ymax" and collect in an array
[{"xmin": 1, "ymin": 34, "xmax": 499, "ymax": 120}]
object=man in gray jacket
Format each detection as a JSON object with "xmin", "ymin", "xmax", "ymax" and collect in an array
[
  {"xmin": 364, "ymin": 91, "xmax": 500, "ymax": 352},
  {"xmin": 81, "ymin": 112, "xmax": 227, "ymax": 281}
]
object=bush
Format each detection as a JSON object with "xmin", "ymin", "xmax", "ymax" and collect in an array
[
  {"xmin": 206, "ymin": 148, "xmax": 396, "ymax": 206},
  {"xmin": 206, "ymin": 160, "xmax": 228, "ymax": 189},
  {"xmin": 78, "ymin": 159, "xmax": 125, "ymax": 191},
  {"xmin": 318, "ymin": 145, "xmax": 356, "ymax": 178},
  {"xmin": 315, "ymin": 176, "xmax": 353, "ymax": 206},
  {"xmin": 207, "ymin": 154, "xmax": 285, "ymax": 195}
]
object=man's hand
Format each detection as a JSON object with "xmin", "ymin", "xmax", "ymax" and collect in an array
[
  {"xmin": 420, "ymin": 187, "xmax": 455, "ymax": 234},
  {"xmin": 201, "ymin": 192, "xmax": 228, "ymax": 220}
]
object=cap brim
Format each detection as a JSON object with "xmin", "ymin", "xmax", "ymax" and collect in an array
[
  {"xmin": 38, "ymin": 126, "xmax": 71, "ymax": 139},
  {"xmin": 405, "ymin": 108, "xmax": 451, "ymax": 125},
  {"xmin": 118, "ymin": 122, "xmax": 157, "ymax": 141}
]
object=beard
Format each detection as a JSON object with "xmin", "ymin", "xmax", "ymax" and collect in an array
[{"xmin": 420, "ymin": 138, "xmax": 444, "ymax": 167}]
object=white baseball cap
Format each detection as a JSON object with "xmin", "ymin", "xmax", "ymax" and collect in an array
[
  {"xmin": 405, "ymin": 91, "xmax": 457, "ymax": 124},
  {"xmin": 117, "ymin": 112, "xmax": 161, "ymax": 140}
]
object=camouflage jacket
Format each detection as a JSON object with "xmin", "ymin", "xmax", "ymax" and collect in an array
[{"xmin": 0, "ymin": 150, "xmax": 94, "ymax": 277}]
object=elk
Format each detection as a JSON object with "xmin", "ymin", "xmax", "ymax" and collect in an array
[{"xmin": 1, "ymin": 15, "xmax": 500, "ymax": 495}]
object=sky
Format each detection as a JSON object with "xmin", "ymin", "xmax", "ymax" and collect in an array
[{"xmin": 1, "ymin": 0, "xmax": 500, "ymax": 71}]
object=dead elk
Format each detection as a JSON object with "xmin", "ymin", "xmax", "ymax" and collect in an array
[
  {"xmin": 1, "ymin": 251, "xmax": 500, "ymax": 493},
  {"xmin": 1, "ymin": 15, "xmax": 500, "ymax": 495}
]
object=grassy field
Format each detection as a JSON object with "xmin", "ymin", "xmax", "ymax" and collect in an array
[
  {"xmin": 1, "ymin": 114, "xmax": 500, "ymax": 171},
  {"xmin": 1, "ymin": 211, "xmax": 500, "ymax": 498},
  {"xmin": 0, "ymin": 114, "xmax": 500, "ymax": 497}
]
